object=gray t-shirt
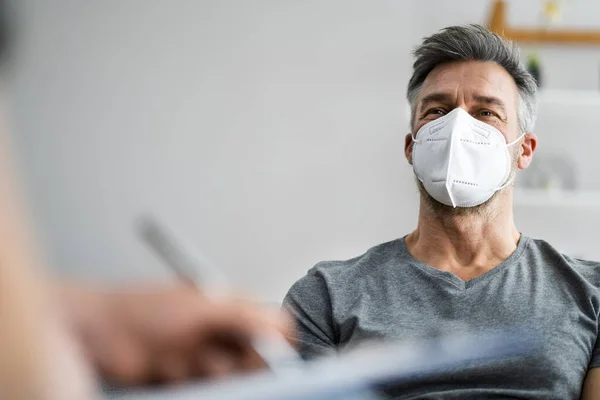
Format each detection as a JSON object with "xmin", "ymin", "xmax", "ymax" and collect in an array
[{"xmin": 283, "ymin": 236, "xmax": 600, "ymax": 399}]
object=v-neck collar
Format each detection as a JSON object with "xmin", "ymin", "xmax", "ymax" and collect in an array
[{"xmin": 397, "ymin": 235, "xmax": 530, "ymax": 290}]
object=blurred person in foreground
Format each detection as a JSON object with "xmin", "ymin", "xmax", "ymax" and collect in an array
[
  {"xmin": 0, "ymin": 5, "xmax": 291, "ymax": 400},
  {"xmin": 285, "ymin": 25, "xmax": 600, "ymax": 399}
]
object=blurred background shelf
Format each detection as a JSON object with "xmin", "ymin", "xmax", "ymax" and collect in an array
[{"xmin": 514, "ymin": 189, "xmax": 600, "ymax": 207}]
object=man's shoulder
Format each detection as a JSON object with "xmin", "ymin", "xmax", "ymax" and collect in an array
[
  {"xmin": 526, "ymin": 236, "xmax": 600, "ymax": 283},
  {"xmin": 284, "ymin": 237, "xmax": 404, "ymax": 308},
  {"xmin": 307, "ymin": 238, "xmax": 404, "ymax": 280}
]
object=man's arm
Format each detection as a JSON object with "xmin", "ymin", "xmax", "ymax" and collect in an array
[
  {"xmin": 582, "ymin": 328, "xmax": 600, "ymax": 399},
  {"xmin": 581, "ymin": 368, "xmax": 600, "ymax": 399},
  {"xmin": 282, "ymin": 270, "xmax": 338, "ymax": 359}
]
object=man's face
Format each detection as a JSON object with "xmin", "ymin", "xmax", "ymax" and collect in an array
[{"xmin": 405, "ymin": 60, "xmax": 535, "ymax": 217}]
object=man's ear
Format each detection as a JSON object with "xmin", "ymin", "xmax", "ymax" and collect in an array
[
  {"xmin": 517, "ymin": 132, "xmax": 538, "ymax": 170},
  {"xmin": 405, "ymin": 133, "xmax": 414, "ymax": 165}
]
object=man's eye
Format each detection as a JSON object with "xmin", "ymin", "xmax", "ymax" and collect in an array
[
  {"xmin": 426, "ymin": 108, "xmax": 446, "ymax": 116},
  {"xmin": 479, "ymin": 110, "xmax": 497, "ymax": 118}
]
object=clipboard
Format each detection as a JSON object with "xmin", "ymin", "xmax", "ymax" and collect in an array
[{"xmin": 112, "ymin": 327, "xmax": 535, "ymax": 400}]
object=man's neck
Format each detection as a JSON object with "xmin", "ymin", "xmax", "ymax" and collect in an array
[{"xmin": 405, "ymin": 192, "xmax": 521, "ymax": 281}]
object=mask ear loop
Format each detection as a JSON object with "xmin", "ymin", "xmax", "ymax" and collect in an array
[
  {"xmin": 506, "ymin": 132, "xmax": 526, "ymax": 147},
  {"xmin": 497, "ymin": 132, "xmax": 527, "ymax": 190},
  {"xmin": 498, "ymin": 176, "xmax": 516, "ymax": 190},
  {"xmin": 410, "ymin": 133, "xmax": 424, "ymax": 182}
]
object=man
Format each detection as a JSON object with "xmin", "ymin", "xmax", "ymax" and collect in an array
[
  {"xmin": 284, "ymin": 25, "xmax": 600, "ymax": 399},
  {"xmin": 0, "ymin": 3, "xmax": 291, "ymax": 399}
]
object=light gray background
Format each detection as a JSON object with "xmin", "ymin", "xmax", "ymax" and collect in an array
[{"xmin": 9, "ymin": 1, "xmax": 600, "ymax": 302}]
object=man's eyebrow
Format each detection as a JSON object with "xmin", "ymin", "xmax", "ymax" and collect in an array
[
  {"xmin": 418, "ymin": 93, "xmax": 508, "ymax": 115},
  {"xmin": 418, "ymin": 92, "xmax": 454, "ymax": 110},
  {"xmin": 472, "ymin": 95, "xmax": 506, "ymax": 113}
]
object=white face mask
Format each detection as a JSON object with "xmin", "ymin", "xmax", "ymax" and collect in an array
[{"xmin": 411, "ymin": 107, "xmax": 524, "ymax": 208}]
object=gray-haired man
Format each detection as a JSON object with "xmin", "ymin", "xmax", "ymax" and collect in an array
[{"xmin": 284, "ymin": 25, "xmax": 600, "ymax": 399}]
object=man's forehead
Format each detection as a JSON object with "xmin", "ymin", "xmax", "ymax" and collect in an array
[{"xmin": 418, "ymin": 61, "xmax": 518, "ymax": 105}]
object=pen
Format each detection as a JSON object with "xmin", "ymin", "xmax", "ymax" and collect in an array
[{"xmin": 136, "ymin": 215, "xmax": 300, "ymax": 372}]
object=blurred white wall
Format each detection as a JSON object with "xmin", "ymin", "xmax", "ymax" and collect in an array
[
  {"xmin": 10, "ymin": 1, "xmax": 420, "ymax": 302},
  {"xmin": 10, "ymin": 1, "xmax": 600, "ymax": 302}
]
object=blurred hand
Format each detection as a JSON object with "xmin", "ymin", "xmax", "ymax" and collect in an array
[{"xmin": 60, "ymin": 284, "xmax": 292, "ymax": 386}]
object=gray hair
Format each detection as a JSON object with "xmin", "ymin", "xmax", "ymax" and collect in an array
[{"xmin": 407, "ymin": 24, "xmax": 537, "ymax": 133}]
